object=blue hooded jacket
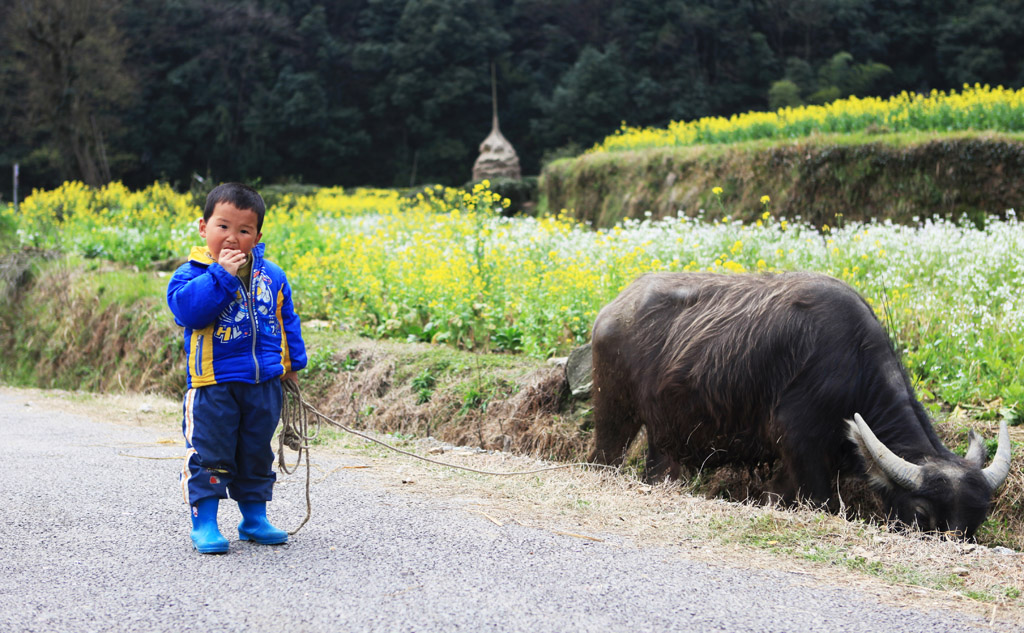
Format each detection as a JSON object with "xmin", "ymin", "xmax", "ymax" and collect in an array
[{"xmin": 167, "ymin": 242, "xmax": 307, "ymax": 388}]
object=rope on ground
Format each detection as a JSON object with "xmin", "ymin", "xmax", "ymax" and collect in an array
[{"xmin": 276, "ymin": 379, "xmax": 614, "ymax": 535}]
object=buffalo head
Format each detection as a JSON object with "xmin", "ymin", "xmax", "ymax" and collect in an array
[{"xmin": 848, "ymin": 413, "xmax": 1012, "ymax": 538}]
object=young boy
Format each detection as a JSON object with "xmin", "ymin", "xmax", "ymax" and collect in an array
[{"xmin": 167, "ymin": 182, "xmax": 307, "ymax": 554}]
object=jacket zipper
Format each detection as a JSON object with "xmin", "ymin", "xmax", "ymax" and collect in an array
[{"xmin": 240, "ymin": 267, "xmax": 260, "ymax": 384}]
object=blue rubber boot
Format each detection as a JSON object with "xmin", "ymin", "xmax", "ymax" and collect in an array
[
  {"xmin": 190, "ymin": 497, "xmax": 229, "ymax": 554},
  {"xmin": 237, "ymin": 501, "xmax": 288, "ymax": 545}
]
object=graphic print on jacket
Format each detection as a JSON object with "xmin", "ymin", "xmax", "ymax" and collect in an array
[
  {"xmin": 215, "ymin": 270, "xmax": 280, "ymax": 342},
  {"xmin": 215, "ymin": 292, "xmax": 251, "ymax": 342},
  {"xmin": 253, "ymin": 270, "xmax": 280, "ymax": 337}
]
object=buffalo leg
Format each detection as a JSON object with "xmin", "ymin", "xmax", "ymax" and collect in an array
[
  {"xmin": 588, "ymin": 379, "xmax": 641, "ymax": 466},
  {"xmin": 765, "ymin": 405, "xmax": 836, "ymax": 506},
  {"xmin": 644, "ymin": 438, "xmax": 682, "ymax": 483}
]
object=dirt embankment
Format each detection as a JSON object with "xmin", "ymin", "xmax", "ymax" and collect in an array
[{"xmin": 540, "ymin": 133, "xmax": 1024, "ymax": 228}]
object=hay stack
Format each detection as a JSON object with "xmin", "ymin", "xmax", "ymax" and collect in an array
[{"xmin": 472, "ymin": 63, "xmax": 521, "ymax": 182}]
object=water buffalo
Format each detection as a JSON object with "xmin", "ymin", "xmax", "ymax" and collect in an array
[{"xmin": 588, "ymin": 271, "xmax": 1012, "ymax": 538}]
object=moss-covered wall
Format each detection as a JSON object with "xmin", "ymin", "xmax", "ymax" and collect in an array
[{"xmin": 539, "ymin": 133, "xmax": 1024, "ymax": 228}]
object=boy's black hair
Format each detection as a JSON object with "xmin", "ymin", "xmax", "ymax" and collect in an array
[{"xmin": 204, "ymin": 182, "xmax": 267, "ymax": 232}]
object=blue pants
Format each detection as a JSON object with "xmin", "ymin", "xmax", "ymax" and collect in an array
[{"xmin": 180, "ymin": 381, "xmax": 283, "ymax": 505}]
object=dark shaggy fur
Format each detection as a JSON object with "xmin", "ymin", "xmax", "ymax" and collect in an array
[{"xmin": 589, "ymin": 272, "xmax": 1002, "ymax": 537}]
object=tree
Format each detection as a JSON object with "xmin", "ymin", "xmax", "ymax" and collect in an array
[
  {"xmin": 809, "ymin": 51, "xmax": 892, "ymax": 103},
  {"xmin": 354, "ymin": 0, "xmax": 510, "ymax": 185},
  {"xmin": 6, "ymin": 0, "xmax": 1024, "ymax": 193},
  {"xmin": 768, "ymin": 79, "xmax": 801, "ymax": 110},
  {"xmin": 532, "ymin": 44, "xmax": 630, "ymax": 153},
  {"xmin": 2, "ymin": 0, "xmax": 136, "ymax": 186},
  {"xmin": 936, "ymin": 1, "xmax": 1024, "ymax": 87}
]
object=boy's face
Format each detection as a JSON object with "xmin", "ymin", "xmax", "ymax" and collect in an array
[{"xmin": 198, "ymin": 201, "xmax": 262, "ymax": 261}]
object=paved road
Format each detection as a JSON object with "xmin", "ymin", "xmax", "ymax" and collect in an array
[{"xmin": 0, "ymin": 390, "xmax": 1001, "ymax": 633}]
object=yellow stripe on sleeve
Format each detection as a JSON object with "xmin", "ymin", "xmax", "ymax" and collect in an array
[{"xmin": 276, "ymin": 287, "xmax": 291, "ymax": 372}]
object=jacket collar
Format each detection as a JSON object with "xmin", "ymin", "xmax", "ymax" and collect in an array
[{"xmin": 188, "ymin": 242, "xmax": 266, "ymax": 266}]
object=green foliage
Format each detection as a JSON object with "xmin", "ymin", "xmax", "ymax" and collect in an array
[
  {"xmin": 0, "ymin": 0, "xmax": 135, "ymax": 189},
  {"xmin": 412, "ymin": 369, "xmax": 437, "ymax": 404},
  {"xmin": 479, "ymin": 177, "xmax": 538, "ymax": 215},
  {"xmin": 0, "ymin": 209, "xmax": 17, "ymax": 255},
  {"xmin": 340, "ymin": 354, "xmax": 360, "ymax": 372},
  {"xmin": 1000, "ymin": 401, "xmax": 1024, "ymax": 426},
  {"xmin": 493, "ymin": 325, "xmax": 524, "ymax": 353},
  {"xmin": 0, "ymin": 256, "xmax": 181, "ymax": 394},
  {"xmin": 456, "ymin": 373, "xmax": 511, "ymax": 414},
  {"xmin": 768, "ymin": 80, "xmax": 802, "ymax": 111},
  {"xmin": 4, "ymin": 0, "xmax": 1024, "ymax": 196},
  {"xmin": 534, "ymin": 44, "xmax": 631, "ymax": 153},
  {"xmin": 307, "ymin": 347, "xmax": 341, "ymax": 374}
]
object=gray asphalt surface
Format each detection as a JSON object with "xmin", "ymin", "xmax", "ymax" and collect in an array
[{"xmin": 0, "ymin": 390, "xmax": 1003, "ymax": 633}]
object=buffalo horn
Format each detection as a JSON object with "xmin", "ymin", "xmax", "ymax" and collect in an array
[
  {"xmin": 853, "ymin": 413, "xmax": 924, "ymax": 491},
  {"xmin": 964, "ymin": 430, "xmax": 987, "ymax": 468},
  {"xmin": 981, "ymin": 420, "xmax": 1012, "ymax": 491}
]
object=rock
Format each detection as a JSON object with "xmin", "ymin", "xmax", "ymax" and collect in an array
[{"xmin": 566, "ymin": 343, "xmax": 593, "ymax": 398}]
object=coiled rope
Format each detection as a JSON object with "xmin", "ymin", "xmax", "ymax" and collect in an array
[{"xmin": 276, "ymin": 379, "xmax": 612, "ymax": 535}]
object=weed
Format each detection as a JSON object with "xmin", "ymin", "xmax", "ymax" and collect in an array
[
  {"xmin": 308, "ymin": 347, "xmax": 340, "ymax": 374},
  {"xmin": 493, "ymin": 325, "xmax": 524, "ymax": 353},
  {"xmin": 461, "ymin": 387, "xmax": 485, "ymax": 411},
  {"xmin": 1001, "ymin": 402, "xmax": 1023, "ymax": 426},
  {"xmin": 411, "ymin": 369, "xmax": 436, "ymax": 392},
  {"xmin": 412, "ymin": 369, "xmax": 437, "ymax": 404}
]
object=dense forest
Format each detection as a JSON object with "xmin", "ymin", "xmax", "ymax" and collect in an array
[{"xmin": 2, "ymin": 0, "xmax": 1023, "ymax": 199}]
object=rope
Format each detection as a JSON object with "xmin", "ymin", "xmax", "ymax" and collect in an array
[
  {"xmin": 277, "ymin": 379, "xmax": 316, "ymax": 534},
  {"xmin": 275, "ymin": 379, "xmax": 613, "ymax": 535}
]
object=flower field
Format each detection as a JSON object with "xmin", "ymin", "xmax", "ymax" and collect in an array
[
  {"xmin": 3, "ymin": 180, "xmax": 1023, "ymax": 410},
  {"xmin": 591, "ymin": 84, "xmax": 1024, "ymax": 153}
]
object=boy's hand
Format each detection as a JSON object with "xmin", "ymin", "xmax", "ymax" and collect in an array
[
  {"xmin": 217, "ymin": 248, "xmax": 247, "ymax": 276},
  {"xmin": 281, "ymin": 371, "xmax": 299, "ymax": 385}
]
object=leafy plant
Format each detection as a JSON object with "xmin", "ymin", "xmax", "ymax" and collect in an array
[
  {"xmin": 307, "ymin": 347, "xmax": 339, "ymax": 374},
  {"xmin": 493, "ymin": 325, "xmax": 524, "ymax": 353},
  {"xmin": 411, "ymin": 369, "xmax": 436, "ymax": 404}
]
